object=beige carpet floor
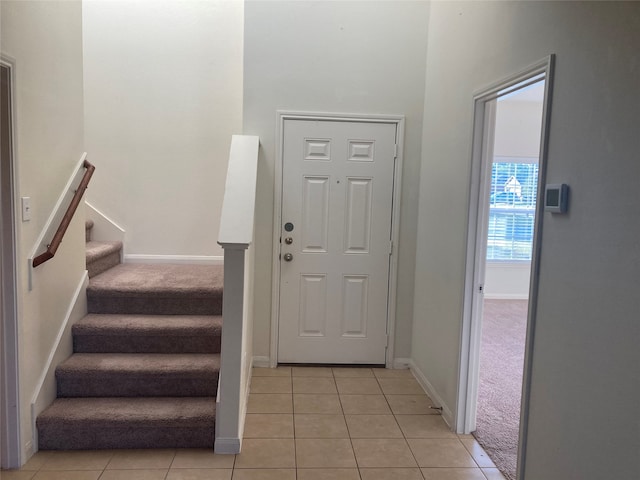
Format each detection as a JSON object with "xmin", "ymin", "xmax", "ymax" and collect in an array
[{"xmin": 473, "ymin": 299, "xmax": 528, "ymax": 480}]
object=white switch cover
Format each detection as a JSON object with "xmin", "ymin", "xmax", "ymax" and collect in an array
[{"xmin": 21, "ymin": 197, "xmax": 31, "ymax": 221}]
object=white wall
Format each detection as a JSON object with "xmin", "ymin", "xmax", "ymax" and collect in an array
[
  {"xmin": 494, "ymin": 99, "xmax": 543, "ymax": 158},
  {"xmin": 414, "ymin": 1, "xmax": 640, "ymax": 478},
  {"xmin": 243, "ymin": 0, "xmax": 429, "ymax": 361},
  {"xmin": 0, "ymin": 0, "xmax": 86, "ymax": 461},
  {"xmin": 82, "ymin": 0, "xmax": 243, "ymax": 258}
]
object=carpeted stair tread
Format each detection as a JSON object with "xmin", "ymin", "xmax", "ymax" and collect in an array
[
  {"xmin": 38, "ymin": 396, "xmax": 216, "ymax": 426},
  {"xmin": 56, "ymin": 353, "xmax": 220, "ymax": 397},
  {"xmin": 58, "ymin": 352, "xmax": 220, "ymax": 376},
  {"xmin": 86, "ymin": 241, "xmax": 122, "ymax": 278},
  {"xmin": 73, "ymin": 314, "xmax": 222, "ymax": 353},
  {"xmin": 39, "ymin": 255, "xmax": 224, "ymax": 449},
  {"xmin": 74, "ymin": 314, "xmax": 222, "ymax": 336},
  {"xmin": 87, "ymin": 263, "xmax": 223, "ymax": 315},
  {"xmin": 37, "ymin": 397, "xmax": 215, "ymax": 449},
  {"xmin": 86, "ymin": 241, "xmax": 122, "ymax": 263},
  {"xmin": 88, "ymin": 263, "xmax": 223, "ymax": 295}
]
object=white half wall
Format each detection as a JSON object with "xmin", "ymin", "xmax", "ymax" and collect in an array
[
  {"xmin": 484, "ymin": 263, "xmax": 530, "ymax": 300},
  {"xmin": 85, "ymin": 201, "xmax": 125, "ymax": 245},
  {"xmin": 414, "ymin": 1, "xmax": 640, "ymax": 479},
  {"xmin": 243, "ymin": 0, "xmax": 430, "ymax": 361},
  {"xmin": 0, "ymin": 0, "xmax": 86, "ymax": 462},
  {"xmin": 82, "ymin": 0, "xmax": 243, "ymax": 256},
  {"xmin": 30, "ymin": 273, "xmax": 88, "ymax": 453}
]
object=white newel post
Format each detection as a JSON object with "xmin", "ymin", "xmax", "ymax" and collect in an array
[
  {"xmin": 214, "ymin": 135, "xmax": 259, "ymax": 454},
  {"xmin": 214, "ymin": 246, "xmax": 246, "ymax": 454}
]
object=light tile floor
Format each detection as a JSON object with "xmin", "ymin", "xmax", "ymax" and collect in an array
[{"xmin": 1, "ymin": 367, "xmax": 506, "ymax": 480}]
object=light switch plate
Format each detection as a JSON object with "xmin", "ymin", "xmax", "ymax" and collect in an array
[{"xmin": 21, "ymin": 196, "xmax": 31, "ymax": 221}]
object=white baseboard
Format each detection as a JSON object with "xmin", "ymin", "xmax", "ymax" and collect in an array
[
  {"xmin": 214, "ymin": 437, "xmax": 241, "ymax": 455},
  {"xmin": 483, "ymin": 293, "xmax": 529, "ymax": 300},
  {"xmin": 124, "ymin": 254, "xmax": 223, "ymax": 265},
  {"xmin": 236, "ymin": 353, "xmax": 253, "ymax": 445},
  {"xmin": 392, "ymin": 357, "xmax": 412, "ymax": 369},
  {"xmin": 407, "ymin": 359, "xmax": 455, "ymax": 428},
  {"xmin": 252, "ymin": 356, "xmax": 271, "ymax": 368},
  {"xmin": 30, "ymin": 272, "xmax": 89, "ymax": 451}
]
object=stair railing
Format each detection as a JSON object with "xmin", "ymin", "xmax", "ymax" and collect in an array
[
  {"xmin": 27, "ymin": 153, "xmax": 94, "ymax": 290},
  {"xmin": 32, "ymin": 158, "xmax": 95, "ymax": 268},
  {"xmin": 215, "ymin": 135, "xmax": 260, "ymax": 454}
]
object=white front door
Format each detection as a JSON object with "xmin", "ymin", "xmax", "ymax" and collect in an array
[{"xmin": 277, "ymin": 118, "xmax": 397, "ymax": 364}]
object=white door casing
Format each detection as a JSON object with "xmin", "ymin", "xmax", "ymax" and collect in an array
[
  {"xmin": 465, "ymin": 98, "xmax": 497, "ymax": 432},
  {"xmin": 276, "ymin": 117, "xmax": 398, "ymax": 364},
  {"xmin": 458, "ymin": 57, "xmax": 554, "ymax": 480},
  {"xmin": 1, "ymin": 57, "xmax": 22, "ymax": 469}
]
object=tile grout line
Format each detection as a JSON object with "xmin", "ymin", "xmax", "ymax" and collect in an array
[
  {"xmin": 377, "ymin": 372, "xmax": 427, "ymax": 479},
  {"xmin": 289, "ymin": 368, "xmax": 298, "ymax": 480},
  {"xmin": 232, "ymin": 430, "xmax": 238, "ymax": 476},
  {"xmin": 334, "ymin": 368, "xmax": 363, "ymax": 480},
  {"xmin": 25, "ymin": 369, "xmax": 489, "ymax": 479},
  {"xmin": 456, "ymin": 435, "xmax": 484, "ymax": 471},
  {"xmin": 385, "ymin": 378, "xmax": 427, "ymax": 480}
]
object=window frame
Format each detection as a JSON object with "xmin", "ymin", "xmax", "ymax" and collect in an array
[{"xmin": 486, "ymin": 155, "xmax": 539, "ymax": 263}]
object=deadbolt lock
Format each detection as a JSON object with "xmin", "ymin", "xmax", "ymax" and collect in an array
[{"xmin": 284, "ymin": 237, "xmax": 293, "ymax": 245}]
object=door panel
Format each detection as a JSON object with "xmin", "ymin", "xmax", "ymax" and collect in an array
[
  {"xmin": 278, "ymin": 119, "xmax": 396, "ymax": 364},
  {"xmin": 299, "ymin": 274, "xmax": 328, "ymax": 337},
  {"xmin": 301, "ymin": 176, "xmax": 330, "ymax": 252},
  {"xmin": 344, "ymin": 178, "xmax": 372, "ymax": 253},
  {"xmin": 341, "ymin": 275, "xmax": 369, "ymax": 337}
]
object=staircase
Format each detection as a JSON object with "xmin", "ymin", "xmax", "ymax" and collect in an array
[{"xmin": 36, "ymin": 221, "xmax": 223, "ymax": 449}]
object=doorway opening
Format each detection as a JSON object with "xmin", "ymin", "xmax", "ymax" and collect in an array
[
  {"xmin": 458, "ymin": 56, "xmax": 554, "ymax": 480},
  {"xmin": 1, "ymin": 58, "xmax": 22, "ymax": 469},
  {"xmin": 476, "ymin": 80, "xmax": 545, "ymax": 479}
]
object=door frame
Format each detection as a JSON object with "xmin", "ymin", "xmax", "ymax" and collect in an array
[
  {"xmin": 456, "ymin": 56, "xmax": 554, "ymax": 478},
  {"xmin": 1, "ymin": 56, "xmax": 22, "ymax": 469},
  {"xmin": 270, "ymin": 111, "xmax": 405, "ymax": 368}
]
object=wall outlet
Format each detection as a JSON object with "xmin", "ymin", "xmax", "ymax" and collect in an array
[{"xmin": 21, "ymin": 196, "xmax": 31, "ymax": 221}]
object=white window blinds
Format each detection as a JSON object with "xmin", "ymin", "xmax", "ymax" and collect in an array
[{"xmin": 486, "ymin": 158, "xmax": 539, "ymax": 261}]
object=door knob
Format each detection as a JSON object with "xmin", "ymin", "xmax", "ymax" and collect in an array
[
  {"xmin": 284, "ymin": 237, "xmax": 293, "ymax": 245},
  {"xmin": 283, "ymin": 253, "xmax": 293, "ymax": 262}
]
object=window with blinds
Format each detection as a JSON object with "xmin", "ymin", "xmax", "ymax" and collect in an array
[{"xmin": 486, "ymin": 159, "xmax": 539, "ymax": 261}]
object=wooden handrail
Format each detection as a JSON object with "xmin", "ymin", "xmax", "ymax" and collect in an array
[{"xmin": 32, "ymin": 159, "xmax": 95, "ymax": 268}]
